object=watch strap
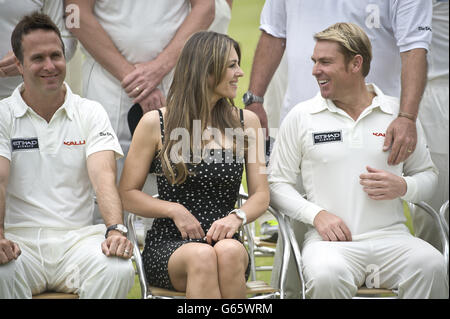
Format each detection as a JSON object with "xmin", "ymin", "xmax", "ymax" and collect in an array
[{"xmin": 105, "ymin": 224, "xmax": 127, "ymax": 238}]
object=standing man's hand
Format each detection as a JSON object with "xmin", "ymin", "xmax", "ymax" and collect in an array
[
  {"xmin": 121, "ymin": 61, "xmax": 167, "ymax": 105},
  {"xmin": 137, "ymin": 88, "xmax": 167, "ymax": 114},
  {"xmin": 0, "ymin": 51, "xmax": 21, "ymax": 77},
  {"xmin": 383, "ymin": 116, "xmax": 417, "ymax": 165},
  {"xmin": 313, "ymin": 210, "xmax": 352, "ymax": 242}
]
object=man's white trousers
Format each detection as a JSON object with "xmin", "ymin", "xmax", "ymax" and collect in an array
[{"xmin": 0, "ymin": 225, "xmax": 135, "ymax": 299}]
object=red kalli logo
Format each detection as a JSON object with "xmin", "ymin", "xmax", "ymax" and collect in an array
[
  {"xmin": 64, "ymin": 140, "xmax": 86, "ymax": 146},
  {"xmin": 372, "ymin": 132, "xmax": 385, "ymax": 137}
]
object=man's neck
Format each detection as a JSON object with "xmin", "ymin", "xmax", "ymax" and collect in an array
[
  {"xmin": 21, "ymin": 85, "xmax": 66, "ymax": 123},
  {"xmin": 333, "ymin": 82, "xmax": 375, "ymax": 121}
]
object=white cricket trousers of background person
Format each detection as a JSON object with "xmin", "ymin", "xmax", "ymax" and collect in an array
[
  {"xmin": 82, "ymin": 55, "xmax": 161, "ymax": 226},
  {"xmin": 301, "ymin": 226, "xmax": 448, "ymax": 299},
  {"xmin": 0, "ymin": 225, "xmax": 135, "ymax": 298},
  {"xmin": 413, "ymin": 78, "xmax": 449, "ymax": 251}
]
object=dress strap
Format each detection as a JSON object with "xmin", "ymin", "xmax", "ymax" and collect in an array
[
  {"xmin": 157, "ymin": 108, "xmax": 165, "ymax": 143},
  {"xmin": 239, "ymin": 108, "xmax": 244, "ymax": 128}
]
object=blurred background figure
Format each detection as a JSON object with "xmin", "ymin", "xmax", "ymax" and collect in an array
[{"xmin": 413, "ymin": 0, "xmax": 449, "ymax": 245}]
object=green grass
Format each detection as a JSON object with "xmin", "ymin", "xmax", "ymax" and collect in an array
[
  {"xmin": 228, "ymin": 0, "xmax": 266, "ymax": 110},
  {"xmin": 126, "ymin": 1, "xmax": 267, "ymax": 299}
]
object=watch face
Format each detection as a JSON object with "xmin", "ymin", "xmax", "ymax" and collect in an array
[
  {"xmin": 115, "ymin": 224, "xmax": 128, "ymax": 234},
  {"xmin": 243, "ymin": 92, "xmax": 251, "ymax": 105}
]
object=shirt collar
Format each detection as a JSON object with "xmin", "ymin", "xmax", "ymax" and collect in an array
[
  {"xmin": 309, "ymin": 83, "xmax": 394, "ymax": 115},
  {"xmin": 12, "ymin": 82, "xmax": 74, "ymax": 120}
]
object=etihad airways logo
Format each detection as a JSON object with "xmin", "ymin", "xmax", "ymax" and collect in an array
[
  {"xmin": 64, "ymin": 139, "xmax": 86, "ymax": 146},
  {"xmin": 313, "ymin": 131, "xmax": 342, "ymax": 144},
  {"xmin": 11, "ymin": 138, "xmax": 39, "ymax": 151}
]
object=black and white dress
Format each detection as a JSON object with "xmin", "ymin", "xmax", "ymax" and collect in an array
[{"xmin": 142, "ymin": 108, "xmax": 250, "ymax": 290}]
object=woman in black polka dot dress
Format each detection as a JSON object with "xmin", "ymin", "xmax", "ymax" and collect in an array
[{"xmin": 119, "ymin": 32, "xmax": 269, "ymax": 298}]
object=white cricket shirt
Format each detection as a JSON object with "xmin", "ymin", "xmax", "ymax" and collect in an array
[
  {"xmin": 268, "ymin": 84, "xmax": 438, "ymax": 241},
  {"xmin": 0, "ymin": 83, "xmax": 123, "ymax": 229}
]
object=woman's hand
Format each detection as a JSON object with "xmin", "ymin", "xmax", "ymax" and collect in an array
[
  {"xmin": 169, "ymin": 203, "xmax": 205, "ymax": 240},
  {"xmin": 205, "ymin": 214, "xmax": 242, "ymax": 245}
]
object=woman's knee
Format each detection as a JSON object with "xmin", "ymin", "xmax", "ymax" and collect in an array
[
  {"xmin": 185, "ymin": 244, "xmax": 218, "ymax": 274},
  {"xmin": 214, "ymin": 239, "xmax": 248, "ymax": 271}
]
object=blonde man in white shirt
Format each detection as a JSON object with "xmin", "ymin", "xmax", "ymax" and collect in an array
[
  {"xmin": 0, "ymin": 13, "xmax": 134, "ymax": 299},
  {"xmin": 268, "ymin": 22, "xmax": 448, "ymax": 298}
]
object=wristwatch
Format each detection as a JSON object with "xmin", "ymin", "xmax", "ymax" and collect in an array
[
  {"xmin": 228, "ymin": 208, "xmax": 247, "ymax": 225},
  {"xmin": 105, "ymin": 224, "xmax": 128, "ymax": 238},
  {"xmin": 243, "ymin": 91, "xmax": 264, "ymax": 106}
]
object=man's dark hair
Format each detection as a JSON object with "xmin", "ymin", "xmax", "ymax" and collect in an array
[{"xmin": 11, "ymin": 12, "xmax": 65, "ymax": 63}]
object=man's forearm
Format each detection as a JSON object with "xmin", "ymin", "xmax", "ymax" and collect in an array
[
  {"xmin": 87, "ymin": 152, "xmax": 124, "ymax": 226},
  {"xmin": 248, "ymin": 31, "xmax": 285, "ymax": 97},
  {"xmin": 65, "ymin": 0, "xmax": 134, "ymax": 81},
  {"xmin": 399, "ymin": 48, "xmax": 428, "ymax": 118},
  {"xmin": 154, "ymin": 0, "xmax": 215, "ymax": 77},
  {"xmin": 96, "ymin": 182, "xmax": 125, "ymax": 227}
]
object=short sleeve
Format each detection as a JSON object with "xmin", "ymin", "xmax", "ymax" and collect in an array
[
  {"xmin": 81, "ymin": 101, "xmax": 124, "ymax": 160},
  {"xmin": 260, "ymin": 0, "xmax": 287, "ymax": 38},
  {"xmin": 391, "ymin": 0, "xmax": 433, "ymax": 52}
]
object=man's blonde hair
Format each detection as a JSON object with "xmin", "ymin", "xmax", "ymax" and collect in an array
[{"xmin": 314, "ymin": 22, "xmax": 372, "ymax": 77}]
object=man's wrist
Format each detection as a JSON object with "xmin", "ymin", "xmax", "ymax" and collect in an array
[
  {"xmin": 243, "ymin": 91, "xmax": 264, "ymax": 107},
  {"xmin": 398, "ymin": 111, "xmax": 417, "ymax": 122},
  {"xmin": 105, "ymin": 224, "xmax": 128, "ymax": 238},
  {"xmin": 106, "ymin": 230, "xmax": 126, "ymax": 238}
]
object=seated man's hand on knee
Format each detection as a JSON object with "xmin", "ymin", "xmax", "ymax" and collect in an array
[
  {"xmin": 102, "ymin": 232, "xmax": 133, "ymax": 259},
  {"xmin": 0, "ymin": 238, "xmax": 21, "ymax": 264},
  {"xmin": 313, "ymin": 211, "xmax": 352, "ymax": 242}
]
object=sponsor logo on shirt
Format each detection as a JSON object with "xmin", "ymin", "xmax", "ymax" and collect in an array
[
  {"xmin": 313, "ymin": 131, "xmax": 342, "ymax": 144},
  {"xmin": 372, "ymin": 132, "xmax": 386, "ymax": 137},
  {"xmin": 99, "ymin": 131, "xmax": 113, "ymax": 137},
  {"xmin": 11, "ymin": 138, "xmax": 39, "ymax": 151},
  {"xmin": 418, "ymin": 26, "xmax": 432, "ymax": 32},
  {"xmin": 63, "ymin": 140, "xmax": 86, "ymax": 146}
]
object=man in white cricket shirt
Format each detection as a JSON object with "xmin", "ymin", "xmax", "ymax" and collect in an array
[
  {"xmin": 268, "ymin": 22, "xmax": 448, "ymax": 298},
  {"xmin": 0, "ymin": 13, "xmax": 134, "ymax": 299}
]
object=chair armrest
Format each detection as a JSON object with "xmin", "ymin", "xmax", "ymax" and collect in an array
[{"xmin": 410, "ymin": 201, "xmax": 449, "ymax": 273}]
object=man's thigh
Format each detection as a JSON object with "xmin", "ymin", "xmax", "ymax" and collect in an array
[
  {"xmin": 302, "ymin": 239, "xmax": 368, "ymax": 286},
  {"xmin": 370, "ymin": 233, "xmax": 444, "ymax": 290},
  {"xmin": 50, "ymin": 225, "xmax": 134, "ymax": 298},
  {"xmin": 50, "ymin": 225, "xmax": 107, "ymax": 292}
]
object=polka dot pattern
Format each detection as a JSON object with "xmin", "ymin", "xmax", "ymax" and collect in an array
[{"xmin": 142, "ymin": 109, "xmax": 250, "ymax": 290}]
